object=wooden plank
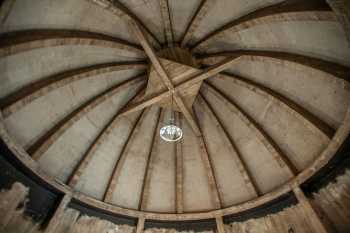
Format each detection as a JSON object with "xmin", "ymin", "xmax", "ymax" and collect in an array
[
  {"xmin": 173, "ymin": 94, "xmax": 202, "ymax": 136},
  {"xmin": 215, "ymin": 216, "xmax": 225, "ymax": 233},
  {"xmin": 136, "ymin": 217, "xmax": 145, "ymax": 233},
  {"xmin": 103, "ymin": 109, "xmax": 148, "ymax": 203},
  {"xmin": 67, "ymin": 87, "xmax": 146, "ymax": 187},
  {"xmin": 120, "ymin": 91, "xmax": 171, "ymax": 116},
  {"xmin": 132, "ymin": 21, "xmax": 174, "ymax": 90},
  {"xmin": 44, "ymin": 194, "xmax": 71, "ymax": 233},
  {"xmin": 139, "ymin": 108, "xmax": 162, "ymax": 210},
  {"xmin": 131, "ymin": 21, "xmax": 202, "ymax": 136},
  {"xmin": 0, "ymin": 29, "xmax": 144, "ymax": 58},
  {"xmin": 193, "ymin": 108, "xmax": 222, "ymax": 209},
  {"xmin": 28, "ymin": 76, "xmax": 146, "ymax": 161},
  {"xmin": 197, "ymin": 50, "xmax": 350, "ymax": 82},
  {"xmin": 174, "ymin": 56, "xmax": 239, "ymax": 92},
  {"xmin": 197, "ymin": 93, "xmax": 260, "ymax": 196},
  {"xmin": 293, "ymin": 186, "xmax": 329, "ymax": 233},
  {"xmin": 120, "ymin": 56, "xmax": 239, "ymax": 119},
  {"xmin": 175, "ymin": 113, "xmax": 184, "ymax": 213},
  {"xmin": 181, "ymin": 0, "xmax": 217, "ymax": 47},
  {"xmin": 159, "ymin": 0, "xmax": 174, "ymax": 45},
  {"xmin": 1, "ymin": 62, "xmax": 147, "ymax": 118},
  {"xmin": 191, "ymin": 0, "xmax": 334, "ymax": 51}
]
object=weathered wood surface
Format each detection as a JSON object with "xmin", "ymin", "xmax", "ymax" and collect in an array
[
  {"xmin": 313, "ymin": 170, "xmax": 350, "ymax": 233},
  {"xmin": 2, "ymin": 175, "xmax": 350, "ymax": 233}
]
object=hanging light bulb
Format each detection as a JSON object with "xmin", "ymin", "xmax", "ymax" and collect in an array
[{"xmin": 160, "ymin": 93, "xmax": 183, "ymax": 142}]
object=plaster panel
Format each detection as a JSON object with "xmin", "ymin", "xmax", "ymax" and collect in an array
[
  {"xmin": 191, "ymin": 0, "xmax": 284, "ymax": 46},
  {"xmin": 38, "ymin": 85, "xmax": 142, "ymax": 183},
  {"xmin": 1, "ymin": 0, "xmax": 137, "ymax": 44},
  {"xmin": 182, "ymin": 118, "xmax": 214, "ymax": 212},
  {"xmin": 75, "ymin": 112, "xmax": 141, "ymax": 200},
  {"xmin": 208, "ymin": 76, "xmax": 329, "ymax": 171},
  {"xmin": 201, "ymin": 89, "xmax": 291, "ymax": 193},
  {"xmin": 111, "ymin": 106, "xmax": 160, "ymax": 209},
  {"xmin": 119, "ymin": 0, "xmax": 163, "ymax": 44},
  {"xmin": 144, "ymin": 111, "xmax": 176, "ymax": 212},
  {"xmin": 3, "ymin": 70, "xmax": 141, "ymax": 148},
  {"xmin": 168, "ymin": 0, "xmax": 202, "ymax": 42},
  {"xmin": 227, "ymin": 57, "xmax": 350, "ymax": 129},
  {"xmin": 261, "ymin": 102, "xmax": 328, "ymax": 170},
  {"xmin": 38, "ymin": 116, "xmax": 100, "ymax": 182},
  {"xmin": 193, "ymin": 101, "xmax": 256, "ymax": 206},
  {"xmin": 202, "ymin": 21, "xmax": 350, "ymax": 66},
  {"xmin": 0, "ymin": 46, "xmax": 142, "ymax": 99}
]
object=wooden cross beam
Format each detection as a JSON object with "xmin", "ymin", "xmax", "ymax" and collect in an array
[
  {"xmin": 131, "ymin": 21, "xmax": 202, "ymax": 136},
  {"xmin": 119, "ymin": 56, "xmax": 238, "ymax": 119}
]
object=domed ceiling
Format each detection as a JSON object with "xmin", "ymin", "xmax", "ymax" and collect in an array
[{"xmin": 0, "ymin": 0, "xmax": 350, "ymax": 219}]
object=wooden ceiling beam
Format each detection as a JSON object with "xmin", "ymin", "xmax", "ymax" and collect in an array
[
  {"xmin": 120, "ymin": 46, "xmax": 350, "ymax": 118},
  {"xmin": 0, "ymin": 62, "xmax": 147, "ymax": 118},
  {"xmin": 103, "ymin": 108, "xmax": 148, "ymax": 203},
  {"xmin": 191, "ymin": 0, "xmax": 335, "ymax": 51},
  {"xmin": 181, "ymin": 0, "xmax": 217, "ymax": 47},
  {"xmin": 213, "ymin": 72, "xmax": 335, "ymax": 141},
  {"xmin": 131, "ymin": 21, "xmax": 202, "ymax": 136},
  {"xmin": 27, "ymin": 75, "xmax": 146, "ymax": 160},
  {"xmin": 197, "ymin": 93, "xmax": 261, "ymax": 196},
  {"xmin": 293, "ymin": 186, "xmax": 329, "ymax": 233},
  {"xmin": 0, "ymin": 29, "xmax": 145, "ymax": 57},
  {"xmin": 86, "ymin": 0, "xmax": 161, "ymax": 47},
  {"xmin": 202, "ymin": 83, "xmax": 298, "ymax": 177},
  {"xmin": 139, "ymin": 108, "xmax": 163, "ymax": 211},
  {"xmin": 197, "ymin": 50, "xmax": 350, "ymax": 82},
  {"xmin": 44, "ymin": 195, "xmax": 71, "ymax": 233},
  {"xmin": 175, "ymin": 112, "xmax": 184, "ymax": 213},
  {"xmin": 193, "ymin": 109, "xmax": 222, "ymax": 209},
  {"xmin": 159, "ymin": 0, "xmax": 174, "ymax": 46},
  {"xmin": 66, "ymin": 87, "xmax": 146, "ymax": 187},
  {"xmin": 119, "ymin": 56, "xmax": 239, "ymax": 117}
]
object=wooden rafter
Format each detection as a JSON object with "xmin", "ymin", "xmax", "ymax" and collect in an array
[
  {"xmin": 120, "ymin": 46, "xmax": 349, "ymax": 118},
  {"xmin": 86, "ymin": 0, "xmax": 161, "ymax": 47},
  {"xmin": 131, "ymin": 21, "xmax": 202, "ymax": 136},
  {"xmin": 119, "ymin": 56, "xmax": 239, "ymax": 117},
  {"xmin": 136, "ymin": 217, "xmax": 145, "ymax": 233},
  {"xmin": 0, "ymin": 62, "xmax": 147, "ymax": 118},
  {"xmin": 175, "ymin": 112, "xmax": 184, "ymax": 213},
  {"xmin": 212, "ymin": 72, "xmax": 335, "ymax": 141},
  {"xmin": 139, "ymin": 108, "xmax": 162, "ymax": 210},
  {"xmin": 193, "ymin": 110, "xmax": 222, "ymax": 209},
  {"xmin": 293, "ymin": 186, "xmax": 329, "ymax": 233},
  {"xmin": 28, "ymin": 75, "xmax": 146, "ymax": 160},
  {"xmin": 181, "ymin": 0, "xmax": 217, "ymax": 47},
  {"xmin": 103, "ymin": 108, "xmax": 149, "ymax": 203},
  {"xmin": 202, "ymin": 83, "xmax": 298, "ymax": 177},
  {"xmin": 215, "ymin": 216, "xmax": 225, "ymax": 233},
  {"xmin": 196, "ymin": 50, "xmax": 350, "ymax": 82},
  {"xmin": 44, "ymin": 194, "xmax": 71, "ymax": 233},
  {"xmin": 67, "ymin": 87, "xmax": 146, "ymax": 187},
  {"xmin": 0, "ymin": 29, "xmax": 145, "ymax": 57},
  {"xmin": 197, "ymin": 93, "xmax": 261, "ymax": 196},
  {"xmin": 191, "ymin": 0, "xmax": 334, "ymax": 51},
  {"xmin": 159, "ymin": 0, "xmax": 174, "ymax": 46}
]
